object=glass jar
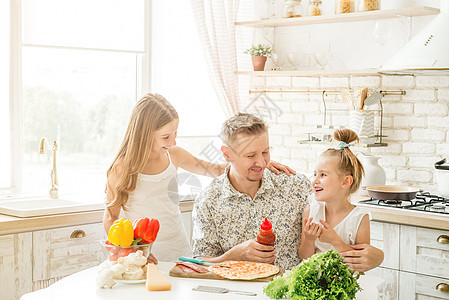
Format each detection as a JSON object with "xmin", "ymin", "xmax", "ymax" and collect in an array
[
  {"xmin": 358, "ymin": 0, "xmax": 380, "ymax": 11},
  {"xmin": 292, "ymin": 0, "xmax": 304, "ymax": 17},
  {"xmin": 335, "ymin": 0, "xmax": 354, "ymax": 14},
  {"xmin": 283, "ymin": 0, "xmax": 294, "ymax": 18},
  {"xmin": 308, "ymin": 0, "xmax": 322, "ymax": 16}
]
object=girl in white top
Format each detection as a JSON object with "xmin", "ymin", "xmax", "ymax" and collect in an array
[
  {"xmin": 298, "ymin": 129, "xmax": 370, "ymax": 259},
  {"xmin": 103, "ymin": 93, "xmax": 294, "ymax": 263}
]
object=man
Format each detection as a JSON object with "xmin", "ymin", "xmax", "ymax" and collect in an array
[{"xmin": 192, "ymin": 113, "xmax": 383, "ymax": 270}]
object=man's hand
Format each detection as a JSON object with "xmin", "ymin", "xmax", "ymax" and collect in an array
[
  {"xmin": 226, "ymin": 239, "xmax": 277, "ymax": 264},
  {"xmin": 267, "ymin": 161, "xmax": 296, "ymax": 176},
  {"xmin": 340, "ymin": 244, "xmax": 384, "ymax": 272}
]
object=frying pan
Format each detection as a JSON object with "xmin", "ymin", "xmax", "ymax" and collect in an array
[{"xmin": 364, "ymin": 185, "xmax": 422, "ymax": 200}]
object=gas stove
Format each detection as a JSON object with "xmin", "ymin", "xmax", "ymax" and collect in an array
[{"xmin": 357, "ymin": 192, "xmax": 449, "ymax": 216}]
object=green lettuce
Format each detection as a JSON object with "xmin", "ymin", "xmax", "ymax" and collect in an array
[{"xmin": 264, "ymin": 250, "xmax": 361, "ymax": 300}]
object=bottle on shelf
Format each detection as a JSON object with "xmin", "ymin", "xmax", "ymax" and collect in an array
[
  {"xmin": 335, "ymin": 0, "xmax": 354, "ymax": 14},
  {"xmin": 308, "ymin": 0, "xmax": 322, "ymax": 16},
  {"xmin": 256, "ymin": 218, "xmax": 276, "ymax": 246}
]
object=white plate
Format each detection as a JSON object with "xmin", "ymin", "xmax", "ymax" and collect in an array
[{"xmin": 115, "ymin": 279, "xmax": 146, "ymax": 284}]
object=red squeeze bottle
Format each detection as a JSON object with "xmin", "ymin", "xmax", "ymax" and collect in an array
[{"xmin": 256, "ymin": 218, "xmax": 276, "ymax": 246}]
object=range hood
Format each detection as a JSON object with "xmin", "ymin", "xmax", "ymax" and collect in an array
[{"xmin": 379, "ymin": 2, "xmax": 449, "ymax": 75}]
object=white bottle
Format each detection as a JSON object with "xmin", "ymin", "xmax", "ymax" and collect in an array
[{"xmin": 357, "ymin": 152, "xmax": 386, "ymax": 187}]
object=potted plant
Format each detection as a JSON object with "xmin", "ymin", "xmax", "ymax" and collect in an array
[{"xmin": 244, "ymin": 44, "xmax": 273, "ymax": 71}]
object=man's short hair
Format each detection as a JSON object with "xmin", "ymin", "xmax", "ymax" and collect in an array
[{"xmin": 221, "ymin": 113, "xmax": 268, "ymax": 146}]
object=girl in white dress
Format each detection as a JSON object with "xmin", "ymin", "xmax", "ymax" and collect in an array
[
  {"xmin": 298, "ymin": 129, "xmax": 370, "ymax": 259},
  {"xmin": 103, "ymin": 93, "xmax": 293, "ymax": 263}
]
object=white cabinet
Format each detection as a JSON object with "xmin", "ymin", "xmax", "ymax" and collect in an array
[
  {"xmin": 368, "ymin": 221, "xmax": 400, "ymax": 299},
  {"xmin": 0, "ymin": 222, "xmax": 107, "ymax": 299},
  {"xmin": 0, "ymin": 233, "xmax": 32, "ymax": 300},
  {"xmin": 32, "ymin": 223, "xmax": 107, "ymax": 289},
  {"xmin": 369, "ymin": 221, "xmax": 449, "ymax": 300}
]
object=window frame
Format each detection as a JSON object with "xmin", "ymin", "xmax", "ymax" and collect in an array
[{"xmin": 6, "ymin": 0, "xmax": 152, "ymax": 193}]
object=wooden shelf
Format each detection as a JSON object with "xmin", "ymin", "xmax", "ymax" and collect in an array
[
  {"xmin": 237, "ymin": 69, "xmax": 380, "ymax": 77},
  {"xmin": 235, "ymin": 6, "xmax": 439, "ymax": 27}
]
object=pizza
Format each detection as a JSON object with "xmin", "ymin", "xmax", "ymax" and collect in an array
[{"xmin": 208, "ymin": 261, "xmax": 279, "ymax": 280}]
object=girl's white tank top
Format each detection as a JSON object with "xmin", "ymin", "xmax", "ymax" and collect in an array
[{"xmin": 123, "ymin": 154, "xmax": 193, "ymax": 261}]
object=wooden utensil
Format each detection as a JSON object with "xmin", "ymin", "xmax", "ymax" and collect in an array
[
  {"xmin": 341, "ymin": 89, "xmax": 354, "ymax": 110},
  {"xmin": 357, "ymin": 88, "xmax": 368, "ymax": 110}
]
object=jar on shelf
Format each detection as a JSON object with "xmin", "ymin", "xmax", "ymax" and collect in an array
[
  {"xmin": 283, "ymin": 0, "xmax": 303, "ymax": 18},
  {"xmin": 358, "ymin": 0, "xmax": 380, "ymax": 11},
  {"xmin": 308, "ymin": 0, "xmax": 322, "ymax": 16},
  {"xmin": 292, "ymin": 0, "xmax": 304, "ymax": 17},
  {"xmin": 335, "ymin": 0, "xmax": 354, "ymax": 14},
  {"xmin": 283, "ymin": 0, "xmax": 294, "ymax": 18}
]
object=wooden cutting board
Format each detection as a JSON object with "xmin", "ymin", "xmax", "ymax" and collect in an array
[{"xmin": 169, "ymin": 265, "xmax": 284, "ymax": 282}]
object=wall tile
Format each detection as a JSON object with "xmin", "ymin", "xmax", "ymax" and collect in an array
[
  {"xmin": 402, "ymin": 142, "xmax": 435, "ymax": 154},
  {"xmin": 402, "ymin": 89, "xmax": 435, "ymax": 101},
  {"xmin": 411, "ymin": 128, "xmax": 445, "ymax": 141},
  {"xmin": 320, "ymin": 77, "xmax": 349, "ymax": 88},
  {"xmin": 381, "ymin": 76, "xmax": 414, "ymax": 88},
  {"xmin": 397, "ymin": 169, "xmax": 431, "ymax": 183},
  {"xmin": 413, "ymin": 103, "xmax": 448, "ymax": 116},
  {"xmin": 437, "ymin": 88, "xmax": 449, "ymax": 100},
  {"xmin": 349, "ymin": 76, "xmax": 381, "ymax": 88},
  {"xmin": 415, "ymin": 76, "xmax": 449, "ymax": 88},
  {"xmin": 291, "ymin": 77, "xmax": 320, "ymax": 88}
]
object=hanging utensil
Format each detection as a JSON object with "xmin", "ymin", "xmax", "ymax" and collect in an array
[
  {"xmin": 341, "ymin": 89, "xmax": 354, "ymax": 110},
  {"xmin": 364, "ymin": 89, "xmax": 383, "ymax": 106},
  {"xmin": 356, "ymin": 88, "xmax": 368, "ymax": 110}
]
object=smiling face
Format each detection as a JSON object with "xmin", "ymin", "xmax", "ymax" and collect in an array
[
  {"xmin": 312, "ymin": 155, "xmax": 353, "ymax": 203},
  {"xmin": 222, "ymin": 132, "xmax": 270, "ymax": 183},
  {"xmin": 151, "ymin": 119, "xmax": 179, "ymax": 154}
]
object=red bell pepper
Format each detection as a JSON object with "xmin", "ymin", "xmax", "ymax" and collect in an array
[{"xmin": 133, "ymin": 217, "xmax": 160, "ymax": 244}]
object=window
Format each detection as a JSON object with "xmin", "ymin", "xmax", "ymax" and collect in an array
[
  {"xmin": 151, "ymin": 0, "xmax": 226, "ymax": 143},
  {"xmin": 0, "ymin": 0, "xmax": 10, "ymax": 189},
  {"xmin": 5, "ymin": 0, "xmax": 225, "ymax": 196},
  {"xmin": 6, "ymin": 0, "xmax": 149, "ymax": 195}
]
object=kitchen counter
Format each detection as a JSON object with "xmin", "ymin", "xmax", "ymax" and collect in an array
[
  {"xmin": 0, "ymin": 200, "xmax": 195, "ymax": 235},
  {"xmin": 360, "ymin": 205, "xmax": 449, "ymax": 231},
  {"xmin": 20, "ymin": 261, "xmax": 384, "ymax": 300}
]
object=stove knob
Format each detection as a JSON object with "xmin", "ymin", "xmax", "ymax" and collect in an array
[
  {"xmin": 436, "ymin": 283, "xmax": 449, "ymax": 293},
  {"xmin": 437, "ymin": 235, "xmax": 449, "ymax": 244}
]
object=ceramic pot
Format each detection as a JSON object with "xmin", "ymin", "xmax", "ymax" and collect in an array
[
  {"xmin": 251, "ymin": 56, "xmax": 267, "ymax": 71},
  {"xmin": 357, "ymin": 152, "xmax": 386, "ymax": 187}
]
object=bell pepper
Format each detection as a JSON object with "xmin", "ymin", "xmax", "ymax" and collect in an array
[
  {"xmin": 107, "ymin": 218, "xmax": 134, "ymax": 246},
  {"xmin": 133, "ymin": 217, "xmax": 160, "ymax": 244}
]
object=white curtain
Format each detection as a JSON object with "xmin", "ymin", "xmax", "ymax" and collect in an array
[{"xmin": 190, "ymin": 0, "xmax": 241, "ymax": 117}]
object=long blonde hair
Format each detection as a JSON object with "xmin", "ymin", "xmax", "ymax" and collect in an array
[
  {"xmin": 106, "ymin": 93, "xmax": 178, "ymax": 210},
  {"xmin": 321, "ymin": 129, "xmax": 365, "ymax": 195}
]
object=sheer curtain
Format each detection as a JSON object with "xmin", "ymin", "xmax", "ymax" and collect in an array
[{"xmin": 190, "ymin": 0, "xmax": 241, "ymax": 117}]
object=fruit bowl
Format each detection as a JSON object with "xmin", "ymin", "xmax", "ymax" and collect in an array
[{"xmin": 100, "ymin": 240, "xmax": 153, "ymax": 261}]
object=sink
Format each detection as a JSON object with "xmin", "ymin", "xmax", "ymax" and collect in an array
[{"xmin": 0, "ymin": 195, "xmax": 105, "ymax": 217}]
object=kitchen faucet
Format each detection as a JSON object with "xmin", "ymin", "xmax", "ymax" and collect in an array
[{"xmin": 39, "ymin": 137, "xmax": 59, "ymax": 199}]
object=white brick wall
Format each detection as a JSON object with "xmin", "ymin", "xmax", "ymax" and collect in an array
[{"xmin": 250, "ymin": 74, "xmax": 449, "ymax": 193}]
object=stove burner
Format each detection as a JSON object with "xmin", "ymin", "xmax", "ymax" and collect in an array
[
  {"xmin": 360, "ymin": 191, "xmax": 449, "ymax": 215},
  {"xmin": 384, "ymin": 200, "xmax": 402, "ymax": 205},
  {"xmin": 431, "ymin": 203, "xmax": 446, "ymax": 210}
]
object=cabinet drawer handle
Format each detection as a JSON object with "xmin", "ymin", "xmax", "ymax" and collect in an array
[
  {"xmin": 436, "ymin": 283, "xmax": 449, "ymax": 293},
  {"xmin": 437, "ymin": 235, "xmax": 449, "ymax": 244},
  {"xmin": 70, "ymin": 230, "xmax": 86, "ymax": 239}
]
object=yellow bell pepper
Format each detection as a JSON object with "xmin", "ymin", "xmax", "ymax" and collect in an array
[{"xmin": 108, "ymin": 218, "xmax": 134, "ymax": 246}]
